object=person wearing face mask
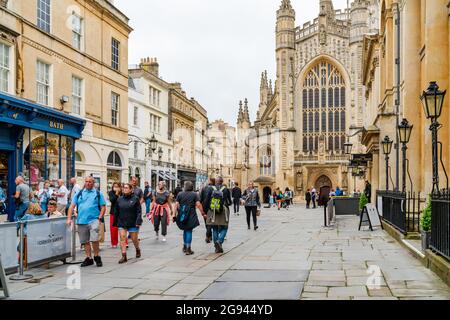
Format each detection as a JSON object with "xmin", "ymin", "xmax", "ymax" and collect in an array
[{"xmin": 114, "ymin": 183, "xmax": 143, "ymax": 264}]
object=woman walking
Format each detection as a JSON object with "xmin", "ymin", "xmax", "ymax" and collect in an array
[
  {"xmin": 175, "ymin": 181, "xmax": 205, "ymax": 255},
  {"xmin": 305, "ymin": 189, "xmax": 312, "ymax": 209},
  {"xmin": 149, "ymin": 181, "xmax": 173, "ymax": 242},
  {"xmin": 242, "ymin": 182, "xmax": 261, "ymax": 231},
  {"xmin": 275, "ymin": 188, "xmax": 284, "ymax": 210},
  {"xmin": 114, "ymin": 183, "xmax": 142, "ymax": 264},
  {"xmin": 108, "ymin": 182, "xmax": 121, "ymax": 248}
]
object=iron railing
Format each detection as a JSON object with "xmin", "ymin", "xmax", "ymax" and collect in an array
[
  {"xmin": 430, "ymin": 190, "xmax": 450, "ymax": 261},
  {"xmin": 377, "ymin": 191, "xmax": 425, "ymax": 235}
]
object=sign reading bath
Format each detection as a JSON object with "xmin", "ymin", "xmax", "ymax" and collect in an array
[
  {"xmin": 359, "ymin": 204, "xmax": 383, "ymax": 231},
  {"xmin": 49, "ymin": 121, "xmax": 64, "ymax": 130}
]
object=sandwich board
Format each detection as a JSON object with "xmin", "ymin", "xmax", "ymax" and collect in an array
[
  {"xmin": 0, "ymin": 254, "xmax": 10, "ymax": 298},
  {"xmin": 359, "ymin": 204, "xmax": 383, "ymax": 231}
]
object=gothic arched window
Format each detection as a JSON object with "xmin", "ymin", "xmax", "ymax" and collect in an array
[{"xmin": 301, "ymin": 60, "xmax": 347, "ymax": 153}]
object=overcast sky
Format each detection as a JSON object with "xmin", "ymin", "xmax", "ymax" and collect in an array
[{"xmin": 114, "ymin": 0, "xmax": 349, "ymax": 125}]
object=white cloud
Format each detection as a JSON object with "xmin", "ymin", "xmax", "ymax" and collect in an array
[{"xmin": 115, "ymin": 0, "xmax": 349, "ymax": 125}]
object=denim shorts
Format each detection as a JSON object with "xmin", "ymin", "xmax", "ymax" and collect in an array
[{"xmin": 119, "ymin": 227, "xmax": 140, "ymax": 233}]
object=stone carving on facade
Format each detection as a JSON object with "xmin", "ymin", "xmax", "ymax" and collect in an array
[{"xmin": 296, "ymin": 168, "xmax": 304, "ymax": 191}]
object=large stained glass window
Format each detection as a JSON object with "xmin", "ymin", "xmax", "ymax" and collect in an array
[{"xmin": 301, "ymin": 60, "xmax": 347, "ymax": 153}]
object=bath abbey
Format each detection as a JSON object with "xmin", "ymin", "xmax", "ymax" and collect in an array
[{"xmin": 234, "ymin": 0, "xmax": 380, "ymax": 201}]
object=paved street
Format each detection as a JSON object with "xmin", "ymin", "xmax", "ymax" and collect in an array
[{"xmin": 4, "ymin": 205, "xmax": 450, "ymax": 300}]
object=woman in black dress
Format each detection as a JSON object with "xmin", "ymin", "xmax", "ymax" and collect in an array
[
  {"xmin": 108, "ymin": 182, "xmax": 121, "ymax": 248},
  {"xmin": 174, "ymin": 181, "xmax": 205, "ymax": 255}
]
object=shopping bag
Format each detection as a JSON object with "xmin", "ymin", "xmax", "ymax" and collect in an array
[
  {"xmin": 256, "ymin": 208, "xmax": 261, "ymax": 217},
  {"xmin": 99, "ymin": 221, "xmax": 105, "ymax": 243}
]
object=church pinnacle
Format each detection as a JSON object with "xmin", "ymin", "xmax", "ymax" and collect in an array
[
  {"xmin": 244, "ymin": 98, "xmax": 250, "ymax": 123},
  {"xmin": 280, "ymin": 0, "xmax": 293, "ymax": 10}
]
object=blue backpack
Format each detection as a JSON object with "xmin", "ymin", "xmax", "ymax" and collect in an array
[{"xmin": 178, "ymin": 204, "xmax": 190, "ymax": 224}]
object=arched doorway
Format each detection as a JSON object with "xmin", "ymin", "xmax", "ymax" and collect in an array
[
  {"xmin": 315, "ymin": 175, "xmax": 332, "ymax": 206},
  {"xmin": 263, "ymin": 186, "xmax": 272, "ymax": 204}
]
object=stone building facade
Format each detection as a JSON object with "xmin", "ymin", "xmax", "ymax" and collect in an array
[
  {"xmin": 361, "ymin": 0, "xmax": 450, "ymax": 198},
  {"xmin": 0, "ymin": 0, "xmax": 132, "ymax": 195},
  {"xmin": 235, "ymin": 0, "xmax": 375, "ymax": 202},
  {"xmin": 168, "ymin": 83, "xmax": 209, "ymax": 190},
  {"xmin": 128, "ymin": 58, "xmax": 176, "ymax": 191}
]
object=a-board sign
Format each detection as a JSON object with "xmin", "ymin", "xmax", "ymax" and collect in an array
[
  {"xmin": 0, "ymin": 254, "xmax": 10, "ymax": 298},
  {"xmin": 359, "ymin": 204, "xmax": 383, "ymax": 231}
]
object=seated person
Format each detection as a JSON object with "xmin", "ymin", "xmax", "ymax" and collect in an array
[{"xmin": 46, "ymin": 200, "xmax": 64, "ymax": 218}]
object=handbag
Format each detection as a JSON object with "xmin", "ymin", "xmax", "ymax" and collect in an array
[
  {"xmin": 256, "ymin": 208, "xmax": 261, "ymax": 217},
  {"xmin": 98, "ymin": 221, "xmax": 105, "ymax": 243}
]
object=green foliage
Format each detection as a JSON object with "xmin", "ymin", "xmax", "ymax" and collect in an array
[
  {"xmin": 359, "ymin": 193, "xmax": 368, "ymax": 211},
  {"xmin": 421, "ymin": 196, "xmax": 432, "ymax": 232}
]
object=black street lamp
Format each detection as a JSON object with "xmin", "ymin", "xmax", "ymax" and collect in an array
[
  {"xmin": 344, "ymin": 141, "xmax": 353, "ymax": 155},
  {"xmin": 381, "ymin": 136, "xmax": 393, "ymax": 190},
  {"xmin": 420, "ymin": 81, "xmax": 448, "ymax": 194},
  {"xmin": 149, "ymin": 134, "xmax": 158, "ymax": 154},
  {"xmin": 398, "ymin": 119, "xmax": 413, "ymax": 193}
]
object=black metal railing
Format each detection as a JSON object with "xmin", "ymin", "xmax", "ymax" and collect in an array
[
  {"xmin": 376, "ymin": 191, "xmax": 425, "ymax": 235},
  {"xmin": 430, "ymin": 190, "xmax": 450, "ymax": 261}
]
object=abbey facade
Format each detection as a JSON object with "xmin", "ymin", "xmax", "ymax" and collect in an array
[{"xmin": 235, "ymin": 0, "xmax": 379, "ymax": 202}]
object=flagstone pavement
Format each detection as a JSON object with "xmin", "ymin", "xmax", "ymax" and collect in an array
[{"xmin": 3, "ymin": 204, "xmax": 450, "ymax": 300}]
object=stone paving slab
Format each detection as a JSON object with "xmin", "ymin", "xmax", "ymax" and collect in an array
[
  {"xmin": 198, "ymin": 282, "xmax": 304, "ymax": 300},
  {"xmin": 216, "ymin": 270, "xmax": 309, "ymax": 282}
]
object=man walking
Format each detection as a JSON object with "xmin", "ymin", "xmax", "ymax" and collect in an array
[
  {"xmin": 311, "ymin": 187, "xmax": 317, "ymax": 209},
  {"xmin": 54, "ymin": 179, "xmax": 69, "ymax": 215},
  {"xmin": 231, "ymin": 182, "xmax": 242, "ymax": 215},
  {"xmin": 200, "ymin": 178, "xmax": 215, "ymax": 243},
  {"xmin": 364, "ymin": 180, "xmax": 372, "ymax": 203},
  {"xmin": 130, "ymin": 176, "xmax": 144, "ymax": 205},
  {"xmin": 205, "ymin": 176, "xmax": 232, "ymax": 253},
  {"xmin": 143, "ymin": 181, "xmax": 152, "ymax": 215},
  {"xmin": 67, "ymin": 176, "xmax": 107, "ymax": 267},
  {"xmin": 68, "ymin": 177, "xmax": 81, "ymax": 208},
  {"xmin": 13, "ymin": 176, "xmax": 30, "ymax": 222}
]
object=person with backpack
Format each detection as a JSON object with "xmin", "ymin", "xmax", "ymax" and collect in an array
[
  {"xmin": 205, "ymin": 176, "xmax": 232, "ymax": 254},
  {"xmin": 242, "ymin": 181, "xmax": 261, "ymax": 231},
  {"xmin": 149, "ymin": 181, "xmax": 173, "ymax": 242},
  {"xmin": 114, "ymin": 183, "xmax": 143, "ymax": 264},
  {"xmin": 67, "ymin": 176, "xmax": 107, "ymax": 268},
  {"xmin": 200, "ymin": 177, "xmax": 215, "ymax": 243},
  {"xmin": 175, "ymin": 181, "xmax": 205, "ymax": 255}
]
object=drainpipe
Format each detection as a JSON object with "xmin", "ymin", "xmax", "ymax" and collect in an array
[{"xmin": 394, "ymin": 2, "xmax": 401, "ymax": 192}]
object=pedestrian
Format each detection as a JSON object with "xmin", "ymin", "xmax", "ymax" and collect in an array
[
  {"xmin": 231, "ymin": 182, "xmax": 242, "ymax": 215},
  {"xmin": 311, "ymin": 187, "xmax": 317, "ymax": 209},
  {"xmin": 173, "ymin": 183, "xmax": 183, "ymax": 199},
  {"xmin": 114, "ymin": 183, "xmax": 143, "ymax": 264},
  {"xmin": 205, "ymin": 176, "xmax": 232, "ymax": 253},
  {"xmin": 130, "ymin": 176, "xmax": 144, "ymax": 205},
  {"xmin": 269, "ymin": 192, "xmax": 275, "ymax": 208},
  {"xmin": 38, "ymin": 180, "xmax": 52, "ymax": 214},
  {"xmin": 335, "ymin": 186, "xmax": 343, "ymax": 197},
  {"xmin": 108, "ymin": 182, "xmax": 121, "ymax": 249},
  {"xmin": 68, "ymin": 177, "xmax": 81, "ymax": 208},
  {"xmin": 46, "ymin": 200, "xmax": 64, "ymax": 218},
  {"xmin": 305, "ymin": 189, "xmax": 312, "ymax": 209},
  {"xmin": 175, "ymin": 181, "xmax": 205, "ymax": 255},
  {"xmin": 329, "ymin": 189, "xmax": 336, "ymax": 197},
  {"xmin": 200, "ymin": 177, "xmax": 215, "ymax": 243},
  {"xmin": 242, "ymin": 181, "xmax": 261, "ymax": 231},
  {"xmin": 149, "ymin": 181, "xmax": 173, "ymax": 242},
  {"xmin": 364, "ymin": 180, "xmax": 372, "ymax": 203},
  {"xmin": 275, "ymin": 188, "xmax": 283, "ymax": 210},
  {"xmin": 284, "ymin": 188, "xmax": 291, "ymax": 210},
  {"xmin": 14, "ymin": 176, "xmax": 30, "ymax": 222},
  {"xmin": 288, "ymin": 188, "xmax": 294, "ymax": 205},
  {"xmin": 54, "ymin": 179, "xmax": 69, "ymax": 215},
  {"xmin": 143, "ymin": 181, "xmax": 152, "ymax": 215},
  {"xmin": 67, "ymin": 176, "xmax": 107, "ymax": 268}
]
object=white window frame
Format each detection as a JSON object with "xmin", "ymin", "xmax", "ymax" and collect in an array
[
  {"xmin": 111, "ymin": 92, "xmax": 119, "ymax": 126},
  {"xmin": 71, "ymin": 13, "xmax": 83, "ymax": 51},
  {"xmin": 36, "ymin": 60, "xmax": 51, "ymax": 106},
  {"xmin": 0, "ymin": 42, "xmax": 11, "ymax": 94},
  {"xmin": 37, "ymin": 0, "xmax": 51, "ymax": 33},
  {"xmin": 71, "ymin": 76, "xmax": 83, "ymax": 115},
  {"xmin": 133, "ymin": 106, "xmax": 138, "ymax": 126},
  {"xmin": 111, "ymin": 38, "xmax": 120, "ymax": 71}
]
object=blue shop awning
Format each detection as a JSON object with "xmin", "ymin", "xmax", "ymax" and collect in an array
[{"xmin": 0, "ymin": 92, "xmax": 86, "ymax": 139}]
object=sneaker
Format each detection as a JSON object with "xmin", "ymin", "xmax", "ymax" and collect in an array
[
  {"xmin": 218, "ymin": 243, "xmax": 224, "ymax": 253},
  {"xmin": 136, "ymin": 248, "xmax": 141, "ymax": 258},
  {"xmin": 118, "ymin": 254, "xmax": 127, "ymax": 264},
  {"xmin": 93, "ymin": 256, "xmax": 103, "ymax": 267},
  {"xmin": 162, "ymin": 237, "xmax": 167, "ymax": 242},
  {"xmin": 183, "ymin": 245, "xmax": 187, "ymax": 253},
  {"xmin": 248, "ymin": 226, "xmax": 251, "ymax": 230},
  {"xmin": 81, "ymin": 257, "xmax": 94, "ymax": 267},
  {"xmin": 254, "ymin": 226, "xmax": 259, "ymax": 231},
  {"xmin": 185, "ymin": 247, "xmax": 194, "ymax": 255}
]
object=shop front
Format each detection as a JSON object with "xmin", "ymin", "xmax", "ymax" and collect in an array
[
  {"xmin": 177, "ymin": 166, "xmax": 197, "ymax": 190},
  {"xmin": 0, "ymin": 93, "xmax": 85, "ymax": 221}
]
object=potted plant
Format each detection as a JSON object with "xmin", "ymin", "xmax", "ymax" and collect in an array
[
  {"xmin": 359, "ymin": 193, "xmax": 368, "ymax": 213},
  {"xmin": 420, "ymin": 196, "xmax": 432, "ymax": 251}
]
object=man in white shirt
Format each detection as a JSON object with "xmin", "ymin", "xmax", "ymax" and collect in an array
[
  {"xmin": 69, "ymin": 177, "xmax": 82, "ymax": 203},
  {"xmin": 55, "ymin": 179, "xmax": 69, "ymax": 214}
]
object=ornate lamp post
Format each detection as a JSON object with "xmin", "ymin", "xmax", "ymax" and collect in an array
[
  {"xmin": 344, "ymin": 141, "xmax": 353, "ymax": 156},
  {"xmin": 381, "ymin": 136, "xmax": 394, "ymax": 190},
  {"xmin": 397, "ymin": 119, "xmax": 413, "ymax": 193},
  {"xmin": 420, "ymin": 81, "xmax": 448, "ymax": 194}
]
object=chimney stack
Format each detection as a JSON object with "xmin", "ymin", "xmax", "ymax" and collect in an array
[{"xmin": 139, "ymin": 57, "xmax": 159, "ymax": 77}]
